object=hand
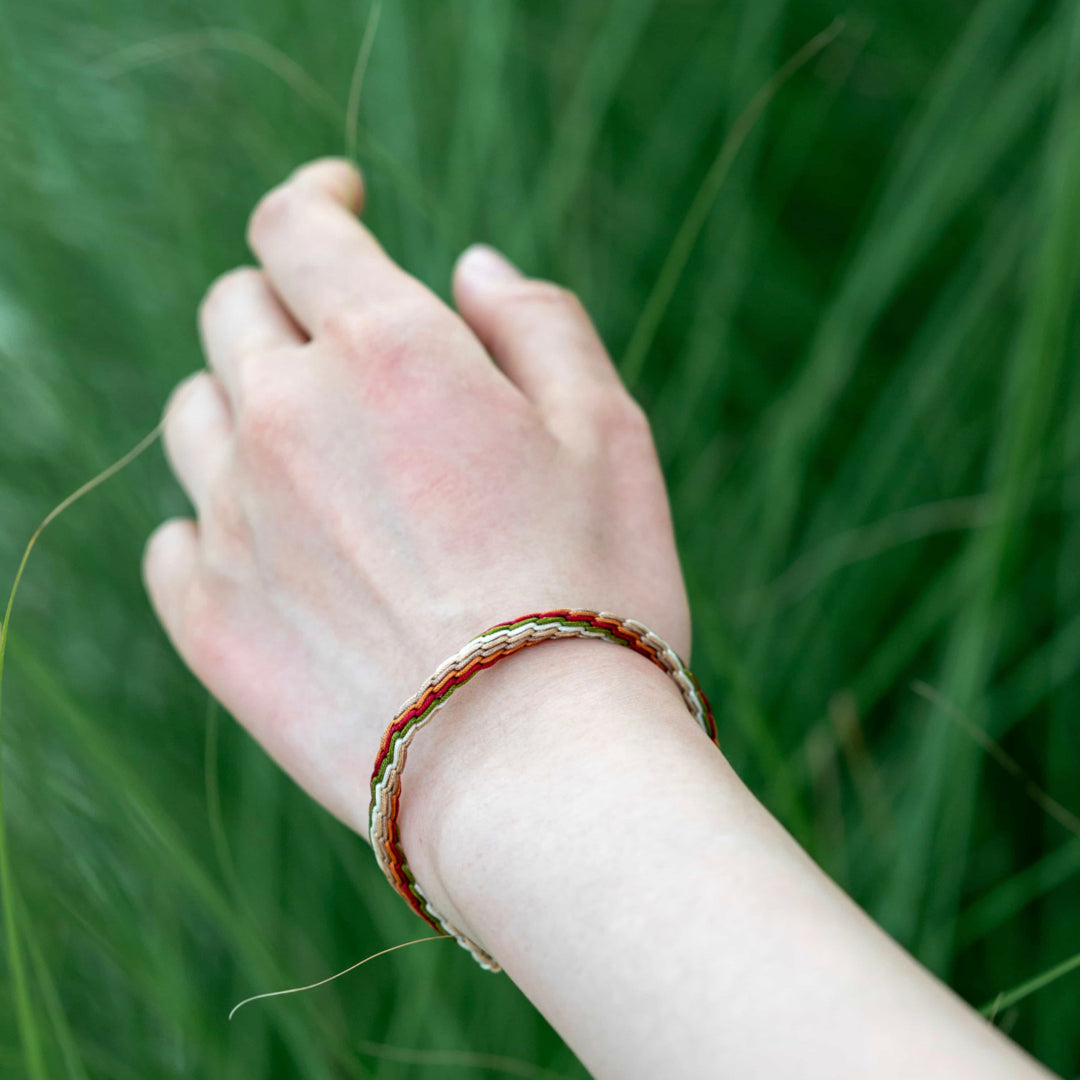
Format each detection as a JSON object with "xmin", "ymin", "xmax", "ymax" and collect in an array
[
  {"xmin": 144, "ymin": 157, "xmax": 689, "ymax": 838},
  {"xmin": 144, "ymin": 158, "xmax": 1050, "ymax": 1080}
]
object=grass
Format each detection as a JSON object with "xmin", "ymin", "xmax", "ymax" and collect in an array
[{"xmin": 1, "ymin": 0, "xmax": 1079, "ymax": 1076}]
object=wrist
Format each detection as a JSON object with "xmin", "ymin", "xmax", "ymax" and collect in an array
[{"xmin": 395, "ymin": 636, "xmax": 710, "ymax": 955}]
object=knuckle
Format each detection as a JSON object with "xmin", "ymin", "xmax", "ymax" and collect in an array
[
  {"xmin": 320, "ymin": 306, "xmax": 382, "ymax": 352},
  {"xmin": 237, "ymin": 378, "xmax": 291, "ymax": 450},
  {"xmin": 321, "ymin": 299, "xmax": 437, "ymax": 365},
  {"xmin": 585, "ymin": 387, "xmax": 652, "ymax": 440},
  {"xmin": 614, "ymin": 393, "xmax": 651, "ymax": 434},
  {"xmin": 234, "ymin": 361, "xmax": 311, "ymax": 469},
  {"xmin": 234, "ymin": 345, "xmax": 303, "ymax": 409}
]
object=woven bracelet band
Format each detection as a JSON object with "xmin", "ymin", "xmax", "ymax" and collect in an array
[{"xmin": 367, "ymin": 609, "xmax": 718, "ymax": 972}]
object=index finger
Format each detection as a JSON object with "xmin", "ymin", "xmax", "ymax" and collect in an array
[{"xmin": 245, "ymin": 158, "xmax": 429, "ymax": 337}]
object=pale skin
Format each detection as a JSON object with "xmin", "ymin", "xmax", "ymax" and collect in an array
[{"xmin": 145, "ymin": 157, "xmax": 1052, "ymax": 1079}]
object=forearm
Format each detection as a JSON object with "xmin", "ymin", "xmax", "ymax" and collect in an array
[
  {"xmin": 401, "ymin": 640, "xmax": 1049, "ymax": 1080},
  {"xmin": 145, "ymin": 159, "xmax": 1050, "ymax": 1079}
]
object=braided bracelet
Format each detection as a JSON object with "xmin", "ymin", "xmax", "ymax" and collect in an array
[{"xmin": 368, "ymin": 609, "xmax": 718, "ymax": 972}]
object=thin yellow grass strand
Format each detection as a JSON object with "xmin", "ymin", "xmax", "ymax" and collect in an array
[
  {"xmin": 620, "ymin": 16, "xmax": 847, "ymax": 388},
  {"xmin": 345, "ymin": 1, "xmax": 383, "ymax": 163},
  {"xmin": 0, "ymin": 419, "xmax": 164, "ymax": 1080},
  {"xmin": 92, "ymin": 29, "xmax": 343, "ymax": 129},
  {"xmin": 228, "ymin": 934, "xmax": 448, "ymax": 1020}
]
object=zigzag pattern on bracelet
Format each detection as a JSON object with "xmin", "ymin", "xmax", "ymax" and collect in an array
[{"xmin": 368, "ymin": 609, "xmax": 719, "ymax": 972}]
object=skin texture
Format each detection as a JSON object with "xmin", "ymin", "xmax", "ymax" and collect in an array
[
  {"xmin": 146, "ymin": 157, "xmax": 687, "ymax": 838},
  {"xmin": 146, "ymin": 158, "xmax": 1054, "ymax": 1080}
]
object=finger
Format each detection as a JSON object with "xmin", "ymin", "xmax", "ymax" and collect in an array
[
  {"xmin": 246, "ymin": 157, "xmax": 427, "ymax": 337},
  {"xmin": 142, "ymin": 516, "xmax": 200, "ymax": 638},
  {"xmin": 198, "ymin": 266, "xmax": 305, "ymax": 405},
  {"xmin": 162, "ymin": 370, "xmax": 232, "ymax": 510},
  {"xmin": 452, "ymin": 245, "xmax": 625, "ymax": 424}
]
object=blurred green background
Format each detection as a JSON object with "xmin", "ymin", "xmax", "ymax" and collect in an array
[{"xmin": 1, "ymin": 0, "xmax": 1079, "ymax": 1076}]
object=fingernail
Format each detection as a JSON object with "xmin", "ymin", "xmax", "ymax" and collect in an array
[{"xmin": 460, "ymin": 243, "xmax": 522, "ymax": 283}]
